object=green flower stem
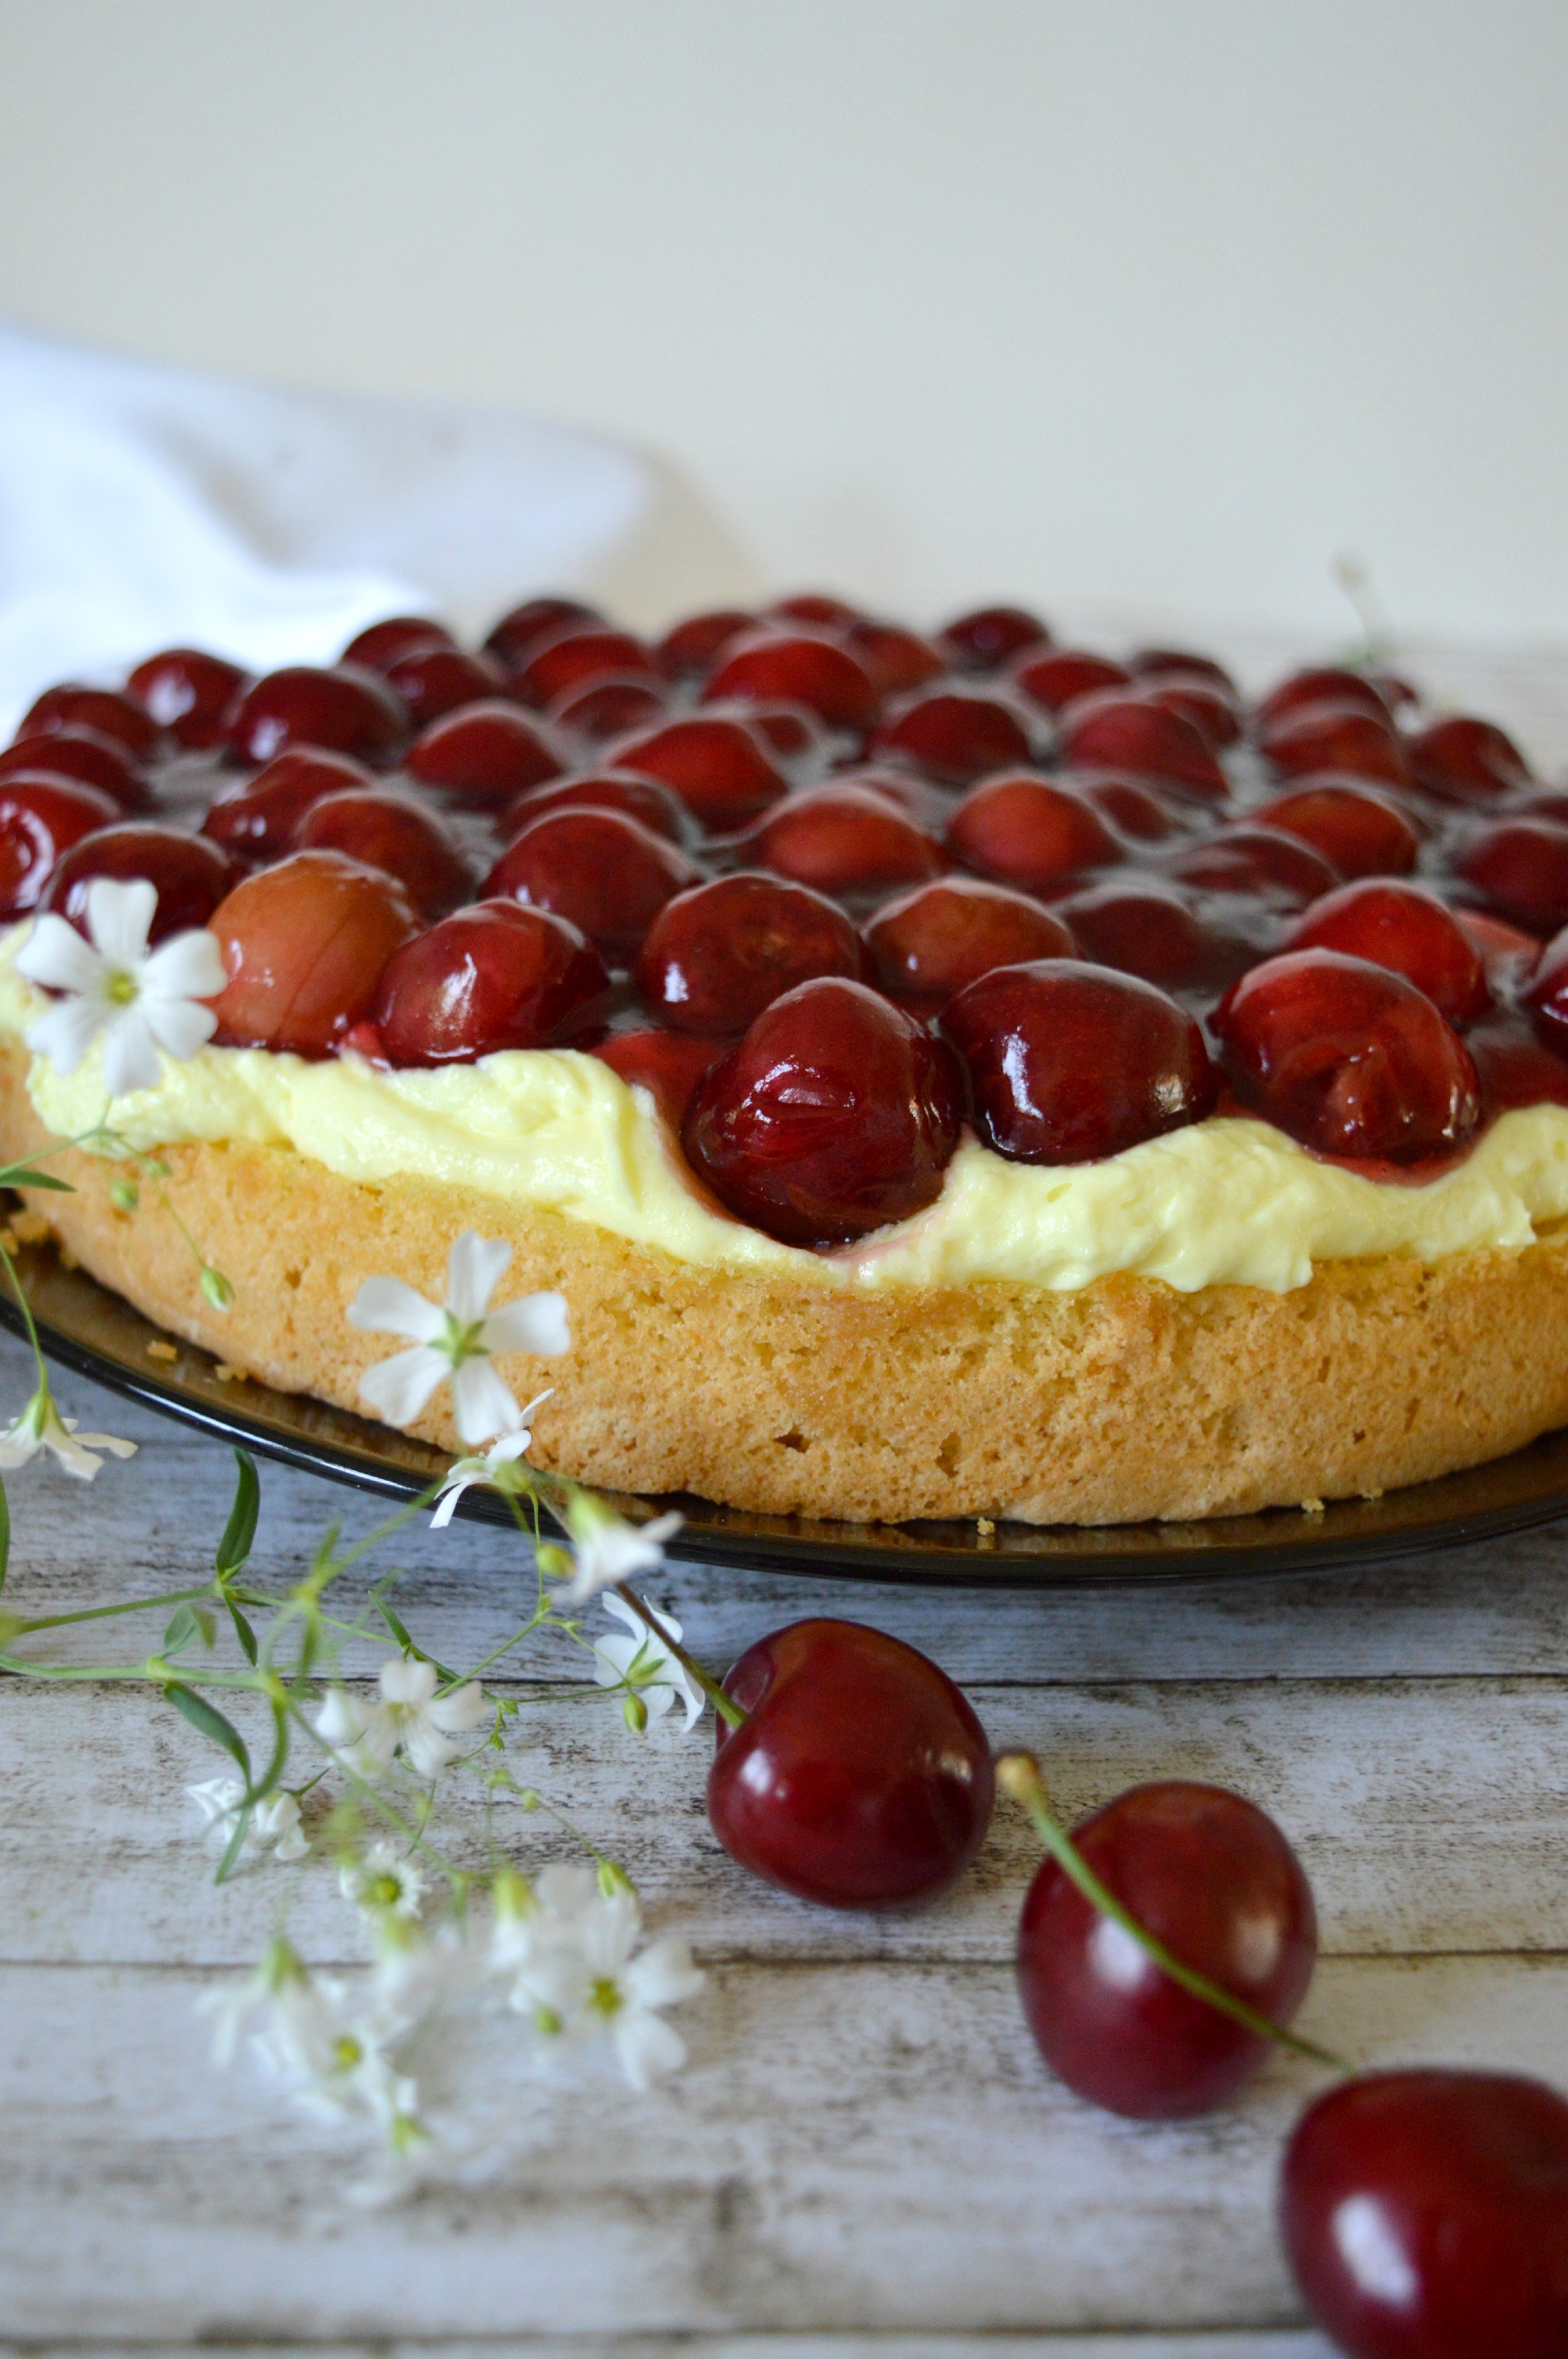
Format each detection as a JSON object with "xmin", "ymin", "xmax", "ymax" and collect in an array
[
  {"xmin": 7, "ymin": 1583, "xmax": 226, "ymax": 1636},
  {"xmin": 612, "ymin": 1581, "xmax": 746, "ymax": 1731},
  {"xmin": 994, "ymin": 1751, "xmax": 1350, "ymax": 2075},
  {"xmin": 285, "ymin": 1699, "xmax": 471, "ymax": 1894}
]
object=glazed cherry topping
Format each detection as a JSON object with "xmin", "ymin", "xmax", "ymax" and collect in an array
[
  {"xmin": 653, "ymin": 608, "xmax": 753, "ymax": 680},
  {"xmin": 1252, "ymin": 779, "xmax": 1420, "ymax": 880},
  {"xmin": 703, "ymin": 630, "xmax": 881, "ymax": 735},
  {"xmin": 375, "ymin": 900, "xmax": 609, "ymax": 1065},
  {"xmin": 868, "ymin": 685, "xmax": 1034, "ymax": 785},
  {"xmin": 946, "ymin": 771, "xmax": 1125, "ymax": 894},
  {"xmin": 546, "ymin": 676, "xmax": 669, "ymax": 743},
  {"xmin": 714, "ymin": 699, "xmax": 828, "ymax": 761},
  {"xmin": 1369, "ymin": 669, "xmax": 1422, "ymax": 716},
  {"xmin": 512, "ymin": 626, "xmax": 657, "ymax": 710},
  {"xmin": 484, "ymin": 805, "xmax": 701, "ymax": 958},
  {"xmin": 1281, "ymin": 2069, "xmax": 1568, "ymax": 2359},
  {"xmin": 750, "ymin": 783, "xmax": 947, "ymax": 898},
  {"xmin": 16, "ymin": 683, "xmax": 163, "ymax": 764},
  {"xmin": 1056, "ymin": 879, "xmax": 1251, "ymax": 995},
  {"xmin": 1073, "ymin": 773, "xmax": 1180, "ymax": 841},
  {"xmin": 483, "ymin": 595, "xmax": 602, "ymax": 674},
  {"xmin": 1129, "ymin": 648, "xmax": 1239, "ymax": 696},
  {"xmin": 945, "ymin": 960, "xmax": 1215, "ymax": 1164},
  {"xmin": 1010, "ymin": 647, "xmax": 1131, "ymax": 715},
  {"xmin": 209, "ymin": 850, "xmax": 420, "ymax": 1058},
  {"xmin": 0, "ymin": 776, "xmax": 121, "ymax": 919},
  {"xmin": 1454, "ymin": 816, "xmax": 1568, "ymax": 937},
  {"xmin": 708, "ymin": 1620, "xmax": 994, "ymax": 1908},
  {"xmin": 1525, "ymin": 925, "xmax": 1568, "ymax": 1057},
  {"xmin": 769, "ymin": 591, "xmax": 865, "ymax": 628},
  {"xmin": 0, "ymin": 726, "xmax": 151, "ymax": 813},
  {"xmin": 503, "ymin": 767, "xmax": 689, "ymax": 845},
  {"xmin": 866, "ymin": 876, "xmax": 1075, "ymax": 1007},
  {"xmin": 1164, "ymin": 823, "xmax": 1340, "ymax": 909},
  {"xmin": 1259, "ymin": 700, "xmax": 1409, "ymax": 788},
  {"xmin": 1141, "ymin": 674, "xmax": 1241, "ymax": 751},
  {"xmin": 202, "ymin": 748, "xmax": 373, "ymax": 860},
  {"xmin": 1408, "ymin": 712, "xmax": 1530, "ymax": 801},
  {"xmin": 936, "ymin": 605, "xmax": 1050, "ymax": 672},
  {"xmin": 1256, "ymin": 667, "xmax": 1395, "ymax": 730},
  {"xmin": 1059, "ymin": 691, "xmax": 1229, "ymax": 800},
  {"xmin": 607, "ymin": 714, "xmax": 788, "ymax": 831},
  {"xmin": 841, "ymin": 620, "xmax": 947, "ymax": 697},
  {"xmin": 1466, "ymin": 1013, "xmax": 1568, "ymax": 1117},
  {"xmin": 1214, "ymin": 949, "xmax": 1482, "ymax": 1163},
  {"xmin": 294, "ymin": 787, "xmax": 472, "ymax": 918},
  {"xmin": 48, "ymin": 823, "xmax": 241, "ymax": 944},
  {"xmin": 683, "ymin": 977, "xmax": 963, "ymax": 1247},
  {"xmin": 340, "ymin": 616, "xmax": 455, "ymax": 673},
  {"xmin": 1017, "ymin": 1781, "xmax": 1317, "ymax": 2120},
  {"xmin": 126, "ymin": 647, "xmax": 248, "ymax": 749},
  {"xmin": 636, "ymin": 872, "xmax": 868, "ymax": 1034},
  {"xmin": 380, "ymin": 645, "xmax": 505, "ymax": 729},
  {"xmin": 225, "ymin": 664, "xmax": 406, "ymax": 767},
  {"xmin": 591, "ymin": 1028, "xmax": 727, "ymax": 1127},
  {"xmin": 1288, "ymin": 880, "xmax": 1490, "ymax": 1024},
  {"xmin": 404, "ymin": 700, "xmax": 563, "ymax": 809}
]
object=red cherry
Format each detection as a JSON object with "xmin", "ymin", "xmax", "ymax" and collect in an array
[
  {"xmin": 404, "ymin": 701, "xmax": 563, "ymax": 810},
  {"xmin": 683, "ymin": 978, "xmax": 963, "ymax": 1247},
  {"xmin": 867, "ymin": 876, "xmax": 1074, "ymax": 1006},
  {"xmin": 1369, "ymin": 669, "xmax": 1422, "ymax": 718},
  {"xmin": 1010, "ymin": 647, "xmax": 1131, "ymax": 716},
  {"xmin": 591, "ymin": 1027, "xmax": 727, "ymax": 1127},
  {"xmin": 936, "ymin": 605, "xmax": 1051, "ymax": 673},
  {"xmin": 1518, "ymin": 787, "xmax": 1568, "ymax": 827},
  {"xmin": 1017, "ymin": 1781, "xmax": 1316, "ymax": 2120},
  {"xmin": 209, "ymin": 850, "xmax": 420, "ymax": 1057},
  {"xmin": 126, "ymin": 647, "xmax": 248, "ymax": 749},
  {"xmin": 1129, "ymin": 647, "xmax": 1239, "ymax": 696},
  {"xmin": 1214, "ymin": 949, "xmax": 1481, "ymax": 1163},
  {"xmin": 605, "ymin": 714, "xmax": 787, "ymax": 831},
  {"xmin": 16, "ymin": 683, "xmax": 163, "ymax": 764},
  {"xmin": 653, "ymin": 608, "xmax": 754, "ymax": 680},
  {"xmin": 945, "ymin": 961, "xmax": 1215, "ymax": 1164},
  {"xmin": 1260, "ymin": 700, "xmax": 1410, "ymax": 789},
  {"xmin": 1074, "ymin": 772, "xmax": 1180, "ymax": 842},
  {"xmin": 226, "ymin": 665, "xmax": 406, "ymax": 767},
  {"xmin": 1288, "ymin": 881, "xmax": 1489, "ymax": 1024},
  {"xmin": 1141, "ymin": 674, "xmax": 1242, "ymax": 751},
  {"xmin": 483, "ymin": 595, "xmax": 601, "ymax": 673},
  {"xmin": 374, "ymin": 900, "xmax": 609, "ymax": 1065},
  {"xmin": 713, "ymin": 699, "xmax": 829, "ymax": 762},
  {"xmin": 503, "ymin": 767, "xmax": 689, "ymax": 845},
  {"xmin": 869, "ymin": 686, "xmax": 1034, "ymax": 786},
  {"xmin": 703, "ymin": 630, "xmax": 880, "ymax": 735},
  {"xmin": 1164, "ymin": 823, "xmax": 1340, "ymax": 909},
  {"xmin": 709, "ymin": 1620, "xmax": 994, "ymax": 1908},
  {"xmin": 0, "ymin": 776, "xmax": 121, "ymax": 919},
  {"xmin": 1409, "ymin": 713, "xmax": 1530, "ymax": 801},
  {"xmin": 513, "ymin": 627, "xmax": 657, "ymax": 711},
  {"xmin": 47, "ymin": 823, "xmax": 241, "ymax": 944},
  {"xmin": 1060, "ymin": 691, "xmax": 1229, "ymax": 800},
  {"xmin": 767, "ymin": 591, "xmax": 865, "ymax": 628},
  {"xmin": 546, "ymin": 675, "xmax": 669, "ymax": 743},
  {"xmin": 946, "ymin": 772, "xmax": 1125, "ymax": 894},
  {"xmin": 1466, "ymin": 1014, "xmax": 1568, "ymax": 1117},
  {"xmin": 1056, "ymin": 879, "xmax": 1251, "ymax": 995},
  {"xmin": 294, "ymin": 787, "xmax": 472, "ymax": 918},
  {"xmin": 340, "ymin": 616, "xmax": 455, "ymax": 673},
  {"xmin": 1525, "ymin": 926, "xmax": 1568, "ymax": 1058},
  {"xmin": 838, "ymin": 764, "xmax": 955, "ymax": 832},
  {"xmin": 841, "ymin": 620, "xmax": 947, "ymax": 697},
  {"xmin": 1454, "ymin": 816, "xmax": 1568, "ymax": 936},
  {"xmin": 1455, "ymin": 904, "xmax": 1541, "ymax": 982},
  {"xmin": 484, "ymin": 806, "xmax": 702, "ymax": 958},
  {"xmin": 750, "ymin": 784, "xmax": 946, "ymax": 898},
  {"xmin": 202, "ymin": 748, "xmax": 373, "ymax": 860},
  {"xmin": 636, "ymin": 872, "xmax": 868, "ymax": 1034},
  {"xmin": 1253, "ymin": 779, "xmax": 1420, "ymax": 880},
  {"xmin": 380, "ymin": 645, "xmax": 505, "ymax": 730},
  {"xmin": 1256, "ymin": 667, "xmax": 1395, "ymax": 730},
  {"xmin": 1281, "ymin": 2069, "xmax": 1568, "ymax": 2359},
  {"xmin": 0, "ymin": 726, "xmax": 151, "ymax": 813}
]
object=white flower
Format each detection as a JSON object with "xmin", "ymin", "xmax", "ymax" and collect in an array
[
  {"xmin": 553, "ymin": 1497, "xmax": 684, "ymax": 1608},
  {"xmin": 253, "ymin": 1972, "xmax": 417, "ymax": 2125},
  {"xmin": 16, "ymin": 875, "xmax": 226, "ymax": 1098},
  {"xmin": 429, "ymin": 1394, "xmax": 552, "ymax": 1529},
  {"xmin": 199, "ymin": 1934, "xmax": 309, "ymax": 2067},
  {"xmin": 0, "ymin": 1382, "xmax": 136, "ymax": 1480},
  {"xmin": 509, "ymin": 1880, "xmax": 704, "ymax": 2090},
  {"xmin": 316, "ymin": 1654, "xmax": 489, "ymax": 1778},
  {"xmin": 187, "ymin": 1775, "xmax": 309, "ymax": 1863},
  {"xmin": 341, "ymin": 1839, "xmax": 426, "ymax": 1922},
  {"xmin": 349, "ymin": 1231, "xmax": 569, "ymax": 1447},
  {"xmin": 593, "ymin": 1594, "xmax": 703, "ymax": 1734}
]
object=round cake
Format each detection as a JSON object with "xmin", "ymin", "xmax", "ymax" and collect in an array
[{"xmin": 3, "ymin": 597, "xmax": 1568, "ymax": 1525}]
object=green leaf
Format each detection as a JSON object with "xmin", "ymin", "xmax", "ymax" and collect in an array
[
  {"xmin": 0, "ymin": 1168, "xmax": 72, "ymax": 1193},
  {"xmin": 164, "ymin": 1683, "xmax": 251, "ymax": 1783},
  {"xmin": 373, "ymin": 1590, "xmax": 416, "ymax": 1653},
  {"xmin": 215, "ymin": 1451, "xmax": 259, "ymax": 1580},
  {"xmin": 163, "ymin": 1604, "xmax": 200, "ymax": 1655},
  {"xmin": 225, "ymin": 1597, "xmax": 258, "ymax": 1665},
  {"xmin": 214, "ymin": 1806, "xmax": 252, "ymax": 1885}
]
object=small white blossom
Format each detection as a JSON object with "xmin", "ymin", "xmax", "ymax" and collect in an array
[
  {"xmin": 16, "ymin": 875, "xmax": 226, "ymax": 1097},
  {"xmin": 253, "ymin": 1972, "xmax": 417, "ymax": 2125},
  {"xmin": 553, "ymin": 1497, "xmax": 684, "ymax": 1608},
  {"xmin": 349, "ymin": 1231, "xmax": 569, "ymax": 1447},
  {"xmin": 187, "ymin": 1775, "xmax": 309, "ymax": 1862},
  {"xmin": 430, "ymin": 1394, "xmax": 552, "ymax": 1529},
  {"xmin": 0, "ymin": 1382, "xmax": 136, "ymax": 1480},
  {"xmin": 508, "ymin": 1878, "xmax": 704, "ymax": 2089},
  {"xmin": 341, "ymin": 1839, "xmax": 427, "ymax": 1922},
  {"xmin": 593, "ymin": 1594, "xmax": 703, "ymax": 1734},
  {"xmin": 316, "ymin": 1654, "xmax": 488, "ymax": 1778},
  {"xmin": 199, "ymin": 1934, "xmax": 310, "ymax": 2067}
]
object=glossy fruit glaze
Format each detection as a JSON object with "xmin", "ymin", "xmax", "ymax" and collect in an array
[{"xmin": 7, "ymin": 603, "xmax": 1567, "ymax": 1252}]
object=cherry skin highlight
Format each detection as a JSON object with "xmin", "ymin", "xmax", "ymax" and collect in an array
[
  {"xmin": 767, "ymin": 591, "xmax": 866, "ymax": 629},
  {"xmin": 944, "ymin": 960, "xmax": 1215, "ymax": 1164},
  {"xmin": 225, "ymin": 665, "xmax": 406, "ymax": 768},
  {"xmin": 0, "ymin": 726, "xmax": 151, "ymax": 813},
  {"xmin": 1281, "ymin": 2069, "xmax": 1568, "ymax": 2359},
  {"xmin": 1017, "ymin": 1780, "xmax": 1317, "ymax": 2120},
  {"xmin": 682, "ymin": 978, "xmax": 964, "ymax": 1248},
  {"xmin": 1073, "ymin": 773, "xmax": 1180, "ymax": 842},
  {"xmin": 1256, "ymin": 667, "xmax": 1394, "ymax": 730},
  {"xmin": 339, "ymin": 615, "xmax": 455, "ymax": 672},
  {"xmin": 703, "ymin": 630, "xmax": 881, "ymax": 734},
  {"xmin": 653, "ymin": 608, "xmax": 754, "ymax": 680},
  {"xmin": 936, "ymin": 605, "xmax": 1051, "ymax": 673},
  {"xmin": 1454, "ymin": 816, "xmax": 1568, "ymax": 938},
  {"xmin": 708, "ymin": 1619, "xmax": 994, "ymax": 1909},
  {"xmin": 1141, "ymin": 674, "xmax": 1241, "ymax": 752},
  {"xmin": 127, "ymin": 647, "xmax": 248, "ymax": 749},
  {"xmin": 1287, "ymin": 881, "xmax": 1489, "ymax": 1024},
  {"xmin": 1409, "ymin": 713, "xmax": 1530, "ymax": 801},
  {"xmin": 946, "ymin": 772, "xmax": 1124, "ymax": 894},
  {"xmin": 1259, "ymin": 701, "xmax": 1409, "ymax": 789},
  {"xmin": 0, "ymin": 776, "xmax": 121, "ymax": 919},
  {"xmin": 484, "ymin": 595, "xmax": 602, "ymax": 674},
  {"xmin": 1525, "ymin": 925, "xmax": 1568, "ymax": 1058},
  {"xmin": 1059, "ymin": 691, "xmax": 1228, "ymax": 801},
  {"xmin": 47, "ymin": 823, "xmax": 241, "ymax": 944},
  {"xmin": 1130, "ymin": 647, "xmax": 1238, "ymax": 697},
  {"xmin": 375, "ymin": 901, "xmax": 610, "ymax": 1065},
  {"xmin": 510, "ymin": 625, "xmax": 657, "ymax": 711},
  {"xmin": 405, "ymin": 701, "xmax": 563, "ymax": 809},
  {"xmin": 202, "ymin": 748, "xmax": 374, "ymax": 860},
  {"xmin": 209, "ymin": 850, "xmax": 420, "ymax": 1058},
  {"xmin": 380, "ymin": 644, "xmax": 505, "ymax": 730},
  {"xmin": 869, "ymin": 685, "xmax": 1034, "ymax": 785},
  {"xmin": 866, "ymin": 876, "xmax": 1075, "ymax": 1006},
  {"xmin": 1252, "ymin": 781, "xmax": 1420, "ymax": 880},
  {"xmin": 750, "ymin": 784, "xmax": 947, "ymax": 897},
  {"xmin": 842, "ymin": 620, "xmax": 947, "ymax": 698},
  {"xmin": 484, "ymin": 805, "xmax": 702, "ymax": 959},
  {"xmin": 1010, "ymin": 647, "xmax": 1131, "ymax": 716},
  {"xmin": 636, "ymin": 872, "xmax": 869, "ymax": 1035},
  {"xmin": 16, "ymin": 683, "xmax": 163, "ymax": 764},
  {"xmin": 293, "ymin": 787, "xmax": 473, "ymax": 918},
  {"xmin": 606, "ymin": 714, "xmax": 787, "ymax": 831},
  {"xmin": 1214, "ymin": 950, "xmax": 1482, "ymax": 1164}
]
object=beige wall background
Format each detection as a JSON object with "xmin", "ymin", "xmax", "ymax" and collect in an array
[{"xmin": 1, "ymin": 0, "xmax": 1564, "ymax": 646}]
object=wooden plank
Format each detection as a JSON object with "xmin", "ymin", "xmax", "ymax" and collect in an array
[
  {"xmin": 0, "ymin": 1953, "xmax": 1559, "ymax": 2341},
  {"xmin": 0, "ymin": 2338, "xmax": 1334, "ymax": 2358}
]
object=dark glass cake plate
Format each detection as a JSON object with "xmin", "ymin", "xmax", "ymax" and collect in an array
[{"xmin": 4, "ymin": 1232, "xmax": 1567, "ymax": 1589}]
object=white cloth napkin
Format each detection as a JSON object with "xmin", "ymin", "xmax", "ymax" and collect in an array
[{"xmin": 0, "ymin": 319, "xmax": 755, "ymax": 739}]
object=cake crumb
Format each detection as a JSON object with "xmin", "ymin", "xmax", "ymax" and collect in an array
[
  {"xmin": 57, "ymin": 1246, "xmax": 78, "ymax": 1271},
  {"xmin": 976, "ymin": 1516, "xmax": 996, "ymax": 1536},
  {"xmin": 1300, "ymin": 1496, "xmax": 1325, "ymax": 1515},
  {"xmin": 214, "ymin": 1364, "xmax": 248, "ymax": 1384},
  {"xmin": 10, "ymin": 1212, "xmax": 50, "ymax": 1244},
  {"xmin": 1360, "ymin": 1486, "xmax": 1385, "ymax": 1502},
  {"xmin": 145, "ymin": 1340, "xmax": 177, "ymax": 1362}
]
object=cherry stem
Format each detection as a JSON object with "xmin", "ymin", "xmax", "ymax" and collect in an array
[
  {"xmin": 612, "ymin": 1581, "xmax": 747, "ymax": 1731},
  {"xmin": 994, "ymin": 1751, "xmax": 1351, "ymax": 2075}
]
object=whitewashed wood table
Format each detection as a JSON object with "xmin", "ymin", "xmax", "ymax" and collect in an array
[{"xmin": 4, "ymin": 640, "xmax": 1568, "ymax": 2357}]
